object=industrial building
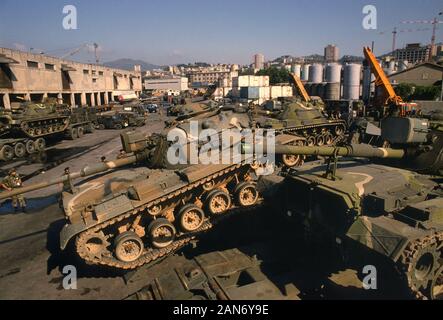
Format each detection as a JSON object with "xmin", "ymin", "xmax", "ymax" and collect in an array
[
  {"xmin": 388, "ymin": 62, "xmax": 443, "ymax": 86},
  {"xmin": 187, "ymin": 70, "xmax": 233, "ymax": 87},
  {"xmin": 254, "ymin": 53, "xmax": 265, "ymax": 70},
  {"xmin": 324, "ymin": 45, "xmax": 339, "ymax": 62},
  {"xmin": 393, "ymin": 43, "xmax": 432, "ymax": 65},
  {"xmin": 0, "ymin": 47, "xmax": 142, "ymax": 109},
  {"xmin": 144, "ymin": 77, "xmax": 189, "ymax": 92}
]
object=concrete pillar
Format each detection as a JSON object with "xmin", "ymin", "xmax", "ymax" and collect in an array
[
  {"xmin": 91, "ymin": 92, "xmax": 96, "ymax": 106},
  {"xmin": 81, "ymin": 92, "xmax": 86, "ymax": 105},
  {"xmin": 57, "ymin": 93, "xmax": 63, "ymax": 104},
  {"xmin": 70, "ymin": 93, "xmax": 75, "ymax": 107},
  {"xmin": 96, "ymin": 93, "xmax": 102, "ymax": 106},
  {"xmin": 3, "ymin": 93, "xmax": 11, "ymax": 110},
  {"xmin": 25, "ymin": 93, "xmax": 31, "ymax": 101},
  {"xmin": 104, "ymin": 92, "xmax": 109, "ymax": 104}
]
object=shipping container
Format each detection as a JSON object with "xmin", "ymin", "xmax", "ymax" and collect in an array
[{"xmin": 240, "ymin": 86, "xmax": 260, "ymax": 99}]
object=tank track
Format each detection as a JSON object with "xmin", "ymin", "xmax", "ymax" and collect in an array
[
  {"xmin": 76, "ymin": 202, "xmax": 262, "ymax": 270},
  {"xmin": 20, "ymin": 116, "xmax": 69, "ymax": 138},
  {"xmin": 276, "ymin": 121, "xmax": 347, "ymax": 145},
  {"xmin": 75, "ymin": 163, "xmax": 261, "ymax": 270},
  {"xmin": 398, "ymin": 232, "xmax": 443, "ymax": 300}
]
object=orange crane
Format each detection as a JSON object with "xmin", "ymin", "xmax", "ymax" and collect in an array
[
  {"xmin": 289, "ymin": 73, "xmax": 311, "ymax": 102},
  {"xmin": 363, "ymin": 47, "xmax": 416, "ymax": 116}
]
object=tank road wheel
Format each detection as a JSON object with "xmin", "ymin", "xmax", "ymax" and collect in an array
[
  {"xmin": 316, "ymin": 135, "xmax": 325, "ymax": 146},
  {"xmin": 69, "ymin": 127, "xmax": 78, "ymax": 140},
  {"xmin": 77, "ymin": 126, "xmax": 84, "ymax": 138},
  {"xmin": 114, "ymin": 231, "xmax": 144, "ymax": 263},
  {"xmin": 178, "ymin": 204, "xmax": 205, "ymax": 232},
  {"xmin": 14, "ymin": 142, "xmax": 26, "ymax": 158},
  {"xmin": 234, "ymin": 182, "xmax": 259, "ymax": 207},
  {"xmin": 148, "ymin": 218, "xmax": 176, "ymax": 248},
  {"xmin": 34, "ymin": 138, "xmax": 46, "ymax": 151},
  {"xmin": 0, "ymin": 145, "xmax": 14, "ymax": 161},
  {"xmin": 98, "ymin": 124, "xmax": 105, "ymax": 130},
  {"xmin": 282, "ymin": 154, "xmax": 302, "ymax": 168},
  {"xmin": 25, "ymin": 140, "xmax": 36, "ymax": 154},
  {"xmin": 114, "ymin": 124, "xmax": 123, "ymax": 130},
  {"xmin": 206, "ymin": 189, "xmax": 231, "ymax": 215},
  {"xmin": 324, "ymin": 133, "xmax": 334, "ymax": 145},
  {"xmin": 335, "ymin": 125, "xmax": 344, "ymax": 136},
  {"xmin": 306, "ymin": 136, "xmax": 315, "ymax": 147}
]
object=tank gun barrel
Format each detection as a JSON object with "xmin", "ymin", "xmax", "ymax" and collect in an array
[
  {"xmin": 242, "ymin": 143, "xmax": 406, "ymax": 159},
  {"xmin": 0, "ymin": 155, "xmax": 138, "ymax": 200}
]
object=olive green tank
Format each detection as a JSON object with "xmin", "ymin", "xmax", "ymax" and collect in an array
[
  {"xmin": 254, "ymin": 97, "xmax": 346, "ymax": 164},
  {"xmin": 0, "ymin": 111, "xmax": 261, "ymax": 271},
  {"xmin": 0, "ymin": 101, "xmax": 70, "ymax": 138},
  {"xmin": 253, "ymin": 115, "xmax": 443, "ymax": 300}
]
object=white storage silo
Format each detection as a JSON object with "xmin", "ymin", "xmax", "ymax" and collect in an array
[
  {"xmin": 325, "ymin": 63, "xmax": 341, "ymax": 83},
  {"xmin": 291, "ymin": 64, "xmax": 301, "ymax": 78},
  {"xmin": 308, "ymin": 64, "xmax": 323, "ymax": 83},
  {"xmin": 343, "ymin": 63, "xmax": 361, "ymax": 100},
  {"xmin": 301, "ymin": 64, "xmax": 310, "ymax": 81}
]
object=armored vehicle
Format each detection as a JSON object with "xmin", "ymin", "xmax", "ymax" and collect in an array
[
  {"xmin": 58, "ymin": 106, "xmax": 98, "ymax": 139},
  {"xmin": 0, "ymin": 115, "xmax": 262, "ymax": 270},
  {"xmin": 252, "ymin": 97, "xmax": 347, "ymax": 167},
  {"xmin": 126, "ymin": 248, "xmax": 299, "ymax": 300},
  {"xmin": 167, "ymin": 101, "xmax": 216, "ymax": 117},
  {"xmin": 97, "ymin": 111, "xmax": 146, "ymax": 130},
  {"xmin": 248, "ymin": 115, "xmax": 443, "ymax": 300},
  {"xmin": 0, "ymin": 101, "xmax": 70, "ymax": 161}
]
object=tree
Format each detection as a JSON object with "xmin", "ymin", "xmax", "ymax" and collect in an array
[
  {"xmin": 412, "ymin": 85, "xmax": 441, "ymax": 101},
  {"xmin": 256, "ymin": 67, "xmax": 290, "ymax": 85},
  {"xmin": 395, "ymin": 83, "xmax": 414, "ymax": 101},
  {"xmin": 395, "ymin": 83, "xmax": 441, "ymax": 101}
]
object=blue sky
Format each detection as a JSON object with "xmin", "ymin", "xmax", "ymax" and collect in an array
[{"xmin": 0, "ymin": 0, "xmax": 441, "ymax": 65}]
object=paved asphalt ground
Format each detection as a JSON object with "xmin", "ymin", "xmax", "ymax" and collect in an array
[{"xmin": 0, "ymin": 113, "xmax": 410, "ymax": 300}]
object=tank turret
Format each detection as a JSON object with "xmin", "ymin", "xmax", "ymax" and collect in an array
[
  {"xmin": 248, "ymin": 116, "xmax": 443, "ymax": 300},
  {"xmin": 0, "ymin": 127, "xmax": 261, "ymax": 271}
]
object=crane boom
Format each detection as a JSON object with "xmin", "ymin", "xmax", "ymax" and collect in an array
[
  {"xmin": 363, "ymin": 47, "xmax": 403, "ymax": 107},
  {"xmin": 289, "ymin": 73, "xmax": 311, "ymax": 102}
]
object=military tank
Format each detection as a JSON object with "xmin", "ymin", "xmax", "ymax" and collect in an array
[
  {"xmin": 126, "ymin": 248, "xmax": 300, "ymax": 300},
  {"xmin": 166, "ymin": 100, "xmax": 218, "ymax": 118},
  {"xmin": 0, "ymin": 101, "xmax": 70, "ymax": 161},
  {"xmin": 253, "ymin": 97, "xmax": 347, "ymax": 168},
  {"xmin": 245, "ymin": 115, "xmax": 443, "ymax": 300},
  {"xmin": 0, "ymin": 116, "xmax": 262, "ymax": 270}
]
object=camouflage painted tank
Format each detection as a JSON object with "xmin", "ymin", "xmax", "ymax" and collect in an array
[
  {"xmin": 0, "ymin": 101, "xmax": 70, "ymax": 161},
  {"xmin": 0, "ymin": 112, "xmax": 262, "ymax": 270},
  {"xmin": 0, "ymin": 101, "xmax": 69, "ymax": 138},
  {"xmin": 167, "ymin": 100, "xmax": 218, "ymax": 118},
  {"xmin": 254, "ymin": 97, "xmax": 347, "ymax": 168},
  {"xmin": 253, "ymin": 115, "xmax": 443, "ymax": 300}
]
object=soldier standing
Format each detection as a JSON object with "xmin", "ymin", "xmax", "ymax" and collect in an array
[
  {"xmin": 59, "ymin": 167, "xmax": 75, "ymax": 208},
  {"xmin": 0, "ymin": 168, "xmax": 27, "ymax": 213}
]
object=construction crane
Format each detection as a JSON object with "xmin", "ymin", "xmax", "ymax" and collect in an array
[
  {"xmin": 60, "ymin": 43, "xmax": 100, "ymax": 64},
  {"xmin": 289, "ymin": 73, "xmax": 311, "ymax": 102},
  {"xmin": 363, "ymin": 46, "xmax": 417, "ymax": 116},
  {"xmin": 401, "ymin": 16, "xmax": 443, "ymax": 60},
  {"xmin": 378, "ymin": 27, "xmax": 430, "ymax": 53}
]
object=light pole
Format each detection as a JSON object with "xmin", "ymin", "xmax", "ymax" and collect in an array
[{"xmin": 439, "ymin": 12, "xmax": 442, "ymax": 101}]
